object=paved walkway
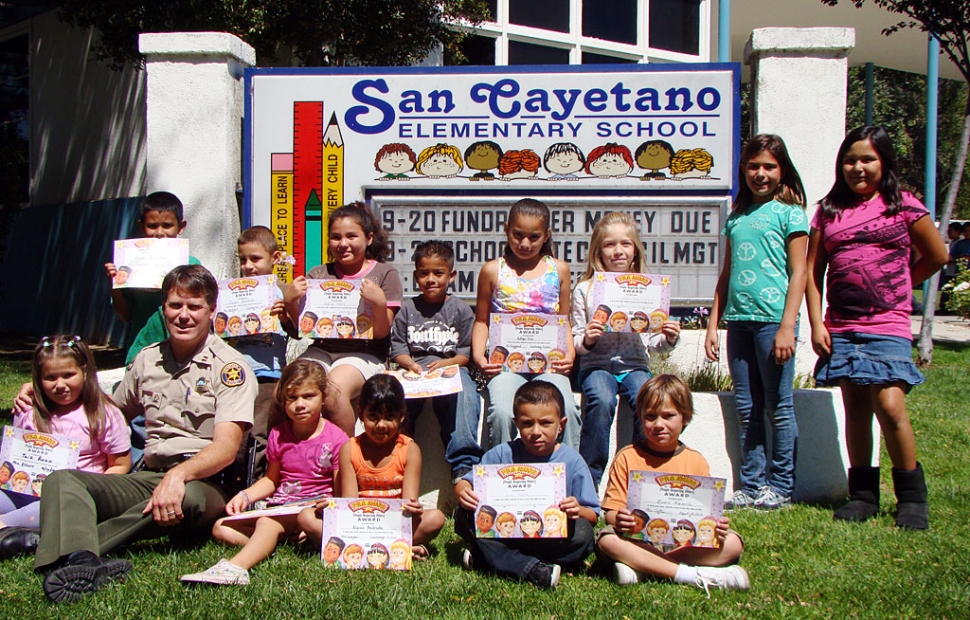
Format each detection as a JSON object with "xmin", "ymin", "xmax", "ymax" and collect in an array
[{"xmin": 911, "ymin": 315, "xmax": 970, "ymax": 344}]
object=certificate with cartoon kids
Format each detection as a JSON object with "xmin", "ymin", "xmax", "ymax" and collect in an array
[
  {"xmin": 471, "ymin": 463, "xmax": 568, "ymax": 539},
  {"xmin": 214, "ymin": 275, "xmax": 286, "ymax": 338},
  {"xmin": 384, "ymin": 367, "xmax": 463, "ymax": 399},
  {"xmin": 624, "ymin": 471, "xmax": 726, "ymax": 553},
  {"xmin": 588, "ymin": 272, "xmax": 673, "ymax": 335},
  {"xmin": 111, "ymin": 238, "xmax": 190, "ymax": 289},
  {"xmin": 487, "ymin": 314, "xmax": 569, "ymax": 374},
  {"xmin": 320, "ymin": 498, "xmax": 413, "ymax": 570},
  {"xmin": 301, "ymin": 279, "xmax": 374, "ymax": 340},
  {"xmin": 0, "ymin": 426, "xmax": 81, "ymax": 497}
]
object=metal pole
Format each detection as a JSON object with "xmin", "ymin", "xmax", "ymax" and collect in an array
[
  {"xmin": 923, "ymin": 35, "xmax": 939, "ymax": 304},
  {"xmin": 718, "ymin": 0, "xmax": 731, "ymax": 62},
  {"xmin": 864, "ymin": 62, "xmax": 874, "ymax": 125},
  {"xmin": 925, "ymin": 35, "xmax": 939, "ymax": 218}
]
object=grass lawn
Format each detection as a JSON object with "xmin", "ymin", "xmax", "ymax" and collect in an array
[{"xmin": 0, "ymin": 345, "xmax": 967, "ymax": 618}]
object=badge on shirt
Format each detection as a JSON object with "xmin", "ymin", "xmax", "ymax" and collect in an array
[{"xmin": 220, "ymin": 362, "xmax": 246, "ymax": 387}]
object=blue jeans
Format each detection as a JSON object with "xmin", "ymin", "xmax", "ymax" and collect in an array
[
  {"xmin": 726, "ymin": 321, "xmax": 798, "ymax": 496},
  {"xmin": 578, "ymin": 368, "xmax": 651, "ymax": 486},
  {"xmin": 455, "ymin": 507, "xmax": 594, "ymax": 579},
  {"xmin": 485, "ymin": 372, "xmax": 580, "ymax": 450},
  {"xmin": 406, "ymin": 367, "xmax": 484, "ymax": 476}
]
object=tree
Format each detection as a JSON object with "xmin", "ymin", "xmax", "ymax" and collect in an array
[
  {"xmin": 57, "ymin": 0, "xmax": 490, "ymax": 69},
  {"xmin": 823, "ymin": 0, "xmax": 970, "ymax": 365}
]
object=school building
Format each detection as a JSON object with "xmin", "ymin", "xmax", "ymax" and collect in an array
[{"xmin": 3, "ymin": 0, "xmax": 957, "ymax": 505}]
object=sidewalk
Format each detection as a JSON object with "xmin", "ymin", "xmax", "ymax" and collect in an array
[{"xmin": 911, "ymin": 315, "xmax": 970, "ymax": 344}]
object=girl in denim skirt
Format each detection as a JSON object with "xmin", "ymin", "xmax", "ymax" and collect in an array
[{"xmin": 806, "ymin": 125, "xmax": 948, "ymax": 530}]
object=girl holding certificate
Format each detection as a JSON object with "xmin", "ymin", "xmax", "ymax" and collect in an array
[
  {"xmin": 571, "ymin": 212, "xmax": 681, "ymax": 486},
  {"xmin": 472, "ymin": 198, "xmax": 581, "ymax": 449},
  {"xmin": 0, "ymin": 336, "xmax": 131, "ymax": 559}
]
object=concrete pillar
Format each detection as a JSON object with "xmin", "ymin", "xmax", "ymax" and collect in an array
[
  {"xmin": 139, "ymin": 32, "xmax": 256, "ymax": 278},
  {"xmin": 745, "ymin": 27, "xmax": 854, "ymax": 379}
]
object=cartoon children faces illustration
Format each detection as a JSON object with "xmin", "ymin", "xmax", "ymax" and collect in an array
[
  {"xmin": 543, "ymin": 143, "xmax": 585, "ymax": 180},
  {"xmin": 496, "ymin": 512, "xmax": 517, "ymax": 538},
  {"xmin": 416, "ymin": 144, "xmax": 464, "ymax": 178},
  {"xmin": 519, "ymin": 511, "xmax": 543, "ymax": 538},
  {"xmin": 542, "ymin": 507, "xmax": 567, "ymax": 537},
  {"xmin": 465, "ymin": 141, "xmax": 503, "ymax": 181},
  {"xmin": 323, "ymin": 537, "xmax": 345, "ymax": 566},
  {"xmin": 374, "ymin": 143, "xmax": 417, "ymax": 180},
  {"xmin": 586, "ymin": 143, "xmax": 634, "ymax": 178},
  {"xmin": 635, "ymin": 140, "xmax": 675, "ymax": 180}
]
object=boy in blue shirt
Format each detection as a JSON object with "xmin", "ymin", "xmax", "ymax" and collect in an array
[
  {"xmin": 390, "ymin": 240, "xmax": 483, "ymax": 482},
  {"xmin": 454, "ymin": 382, "xmax": 599, "ymax": 589}
]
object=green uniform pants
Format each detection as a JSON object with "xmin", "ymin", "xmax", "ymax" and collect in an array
[{"xmin": 34, "ymin": 469, "xmax": 228, "ymax": 570}]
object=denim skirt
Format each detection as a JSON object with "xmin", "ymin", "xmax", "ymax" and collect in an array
[{"xmin": 814, "ymin": 332, "xmax": 924, "ymax": 391}]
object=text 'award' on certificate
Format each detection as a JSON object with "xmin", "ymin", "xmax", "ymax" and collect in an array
[
  {"xmin": 301, "ymin": 279, "xmax": 374, "ymax": 339},
  {"xmin": 588, "ymin": 272, "xmax": 673, "ymax": 335},
  {"xmin": 0, "ymin": 426, "xmax": 81, "ymax": 497},
  {"xmin": 487, "ymin": 313, "xmax": 568, "ymax": 374},
  {"xmin": 320, "ymin": 498, "xmax": 413, "ymax": 570},
  {"xmin": 471, "ymin": 463, "xmax": 567, "ymax": 539},
  {"xmin": 625, "ymin": 471, "xmax": 726, "ymax": 553},
  {"xmin": 214, "ymin": 275, "xmax": 285, "ymax": 338},
  {"xmin": 112, "ymin": 238, "xmax": 190, "ymax": 290}
]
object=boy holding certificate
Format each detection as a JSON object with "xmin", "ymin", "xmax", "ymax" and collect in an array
[
  {"xmin": 390, "ymin": 240, "xmax": 483, "ymax": 482},
  {"xmin": 596, "ymin": 375, "xmax": 750, "ymax": 594},
  {"xmin": 454, "ymin": 382, "xmax": 599, "ymax": 589}
]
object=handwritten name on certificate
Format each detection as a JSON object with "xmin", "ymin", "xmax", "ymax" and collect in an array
[
  {"xmin": 384, "ymin": 367, "xmax": 463, "ymax": 399},
  {"xmin": 471, "ymin": 463, "xmax": 567, "ymax": 539},
  {"xmin": 320, "ymin": 498, "xmax": 413, "ymax": 570},
  {"xmin": 487, "ymin": 313, "xmax": 568, "ymax": 374},
  {"xmin": 625, "ymin": 471, "xmax": 726, "ymax": 553},
  {"xmin": 0, "ymin": 426, "xmax": 81, "ymax": 497},
  {"xmin": 112, "ymin": 238, "xmax": 189, "ymax": 290},
  {"xmin": 301, "ymin": 279, "xmax": 374, "ymax": 340},
  {"xmin": 588, "ymin": 272, "xmax": 673, "ymax": 334},
  {"xmin": 214, "ymin": 275, "xmax": 285, "ymax": 338}
]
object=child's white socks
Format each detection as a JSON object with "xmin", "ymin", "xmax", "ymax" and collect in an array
[{"xmin": 673, "ymin": 564, "xmax": 697, "ymax": 584}]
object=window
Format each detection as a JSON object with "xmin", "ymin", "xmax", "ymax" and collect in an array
[
  {"xmin": 583, "ymin": 0, "xmax": 637, "ymax": 45},
  {"xmin": 448, "ymin": 0, "xmax": 707, "ymax": 66},
  {"xmin": 649, "ymin": 0, "xmax": 701, "ymax": 55},
  {"xmin": 509, "ymin": 41, "xmax": 570, "ymax": 65}
]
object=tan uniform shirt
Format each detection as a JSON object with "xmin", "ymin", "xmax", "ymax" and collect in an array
[{"xmin": 114, "ymin": 334, "xmax": 256, "ymax": 470}]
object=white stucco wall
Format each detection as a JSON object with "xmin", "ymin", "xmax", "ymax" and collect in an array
[
  {"xmin": 139, "ymin": 32, "xmax": 255, "ymax": 279},
  {"xmin": 29, "ymin": 11, "xmax": 147, "ymax": 206},
  {"xmin": 745, "ymin": 27, "xmax": 855, "ymax": 379}
]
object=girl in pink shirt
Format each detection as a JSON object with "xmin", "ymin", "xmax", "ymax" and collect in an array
[
  {"xmin": 182, "ymin": 360, "xmax": 349, "ymax": 585},
  {"xmin": 807, "ymin": 125, "xmax": 948, "ymax": 530},
  {"xmin": 0, "ymin": 336, "xmax": 130, "ymax": 556}
]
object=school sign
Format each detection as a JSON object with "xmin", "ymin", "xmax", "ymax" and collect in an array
[{"xmin": 244, "ymin": 64, "xmax": 740, "ymax": 302}]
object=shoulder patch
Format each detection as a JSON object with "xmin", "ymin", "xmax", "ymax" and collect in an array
[{"xmin": 220, "ymin": 362, "xmax": 246, "ymax": 387}]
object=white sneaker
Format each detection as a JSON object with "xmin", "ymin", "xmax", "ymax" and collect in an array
[
  {"xmin": 462, "ymin": 549, "xmax": 474, "ymax": 570},
  {"xmin": 181, "ymin": 559, "xmax": 250, "ymax": 585},
  {"xmin": 726, "ymin": 489, "xmax": 757, "ymax": 510},
  {"xmin": 754, "ymin": 487, "xmax": 791, "ymax": 511},
  {"xmin": 694, "ymin": 565, "xmax": 750, "ymax": 597},
  {"xmin": 612, "ymin": 562, "xmax": 640, "ymax": 586}
]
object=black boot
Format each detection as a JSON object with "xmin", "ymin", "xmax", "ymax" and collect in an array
[
  {"xmin": 0, "ymin": 527, "xmax": 40, "ymax": 559},
  {"xmin": 42, "ymin": 551, "xmax": 132, "ymax": 603},
  {"xmin": 834, "ymin": 466, "xmax": 880, "ymax": 522},
  {"xmin": 892, "ymin": 463, "xmax": 929, "ymax": 531}
]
